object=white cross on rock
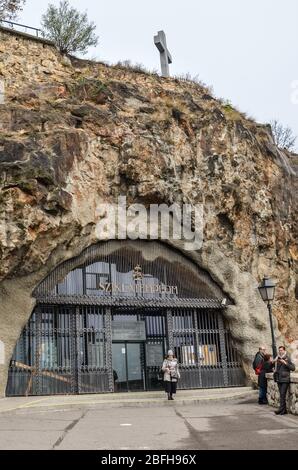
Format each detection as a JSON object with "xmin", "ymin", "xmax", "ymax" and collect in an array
[{"xmin": 154, "ymin": 30, "xmax": 172, "ymax": 78}]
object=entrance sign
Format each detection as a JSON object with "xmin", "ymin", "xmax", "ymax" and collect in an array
[
  {"xmin": 97, "ymin": 264, "xmax": 178, "ymax": 295},
  {"xmin": 97, "ymin": 281, "xmax": 178, "ymax": 296}
]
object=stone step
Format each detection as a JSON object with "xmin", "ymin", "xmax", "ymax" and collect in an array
[
  {"xmin": 51, "ymin": 386, "xmax": 252, "ymax": 401},
  {"xmin": 0, "ymin": 387, "xmax": 257, "ymax": 413}
]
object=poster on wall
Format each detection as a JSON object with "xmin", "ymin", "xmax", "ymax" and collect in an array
[
  {"xmin": 181, "ymin": 345, "xmax": 196, "ymax": 365},
  {"xmin": 146, "ymin": 343, "xmax": 164, "ymax": 366},
  {"xmin": 198, "ymin": 344, "xmax": 218, "ymax": 366}
]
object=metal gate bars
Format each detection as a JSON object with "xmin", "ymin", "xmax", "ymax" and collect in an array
[
  {"xmin": 6, "ymin": 305, "xmax": 110, "ymax": 396},
  {"xmin": 167, "ymin": 308, "xmax": 244, "ymax": 389},
  {"xmin": 6, "ymin": 305, "xmax": 245, "ymax": 396}
]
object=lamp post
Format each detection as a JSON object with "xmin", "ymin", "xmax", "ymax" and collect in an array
[{"xmin": 258, "ymin": 276, "xmax": 277, "ymax": 357}]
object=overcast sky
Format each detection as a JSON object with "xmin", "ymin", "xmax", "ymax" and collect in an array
[{"xmin": 17, "ymin": 0, "xmax": 298, "ymax": 148}]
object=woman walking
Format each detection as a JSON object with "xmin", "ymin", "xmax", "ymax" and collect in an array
[{"xmin": 162, "ymin": 350, "xmax": 180, "ymax": 400}]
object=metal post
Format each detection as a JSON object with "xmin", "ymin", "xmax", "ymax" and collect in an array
[
  {"xmin": 75, "ymin": 306, "xmax": 81, "ymax": 393},
  {"xmin": 193, "ymin": 309, "xmax": 202, "ymax": 387},
  {"xmin": 105, "ymin": 307, "xmax": 114, "ymax": 392},
  {"xmin": 267, "ymin": 303, "xmax": 277, "ymax": 357},
  {"xmin": 70, "ymin": 308, "xmax": 77, "ymax": 394},
  {"xmin": 166, "ymin": 309, "xmax": 174, "ymax": 352},
  {"xmin": 34, "ymin": 306, "xmax": 42, "ymax": 395},
  {"xmin": 218, "ymin": 314, "xmax": 229, "ymax": 387}
]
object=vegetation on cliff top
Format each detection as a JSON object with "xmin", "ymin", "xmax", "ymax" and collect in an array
[{"xmin": 41, "ymin": 0, "xmax": 98, "ymax": 55}]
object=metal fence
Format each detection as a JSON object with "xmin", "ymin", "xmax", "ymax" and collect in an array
[
  {"xmin": 6, "ymin": 305, "xmax": 110, "ymax": 396},
  {"xmin": 6, "ymin": 305, "xmax": 245, "ymax": 396},
  {"xmin": 0, "ymin": 19, "xmax": 42, "ymax": 37}
]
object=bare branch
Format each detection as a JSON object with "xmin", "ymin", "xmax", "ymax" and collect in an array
[
  {"xmin": 0, "ymin": 0, "xmax": 25, "ymax": 21},
  {"xmin": 270, "ymin": 119, "xmax": 297, "ymax": 152}
]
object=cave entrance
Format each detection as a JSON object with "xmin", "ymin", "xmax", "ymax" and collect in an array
[{"xmin": 6, "ymin": 241, "xmax": 245, "ymax": 396}]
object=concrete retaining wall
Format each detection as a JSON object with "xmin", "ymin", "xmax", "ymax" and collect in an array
[{"xmin": 267, "ymin": 373, "xmax": 298, "ymax": 415}]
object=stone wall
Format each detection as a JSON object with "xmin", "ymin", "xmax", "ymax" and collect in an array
[
  {"xmin": 0, "ymin": 26, "xmax": 297, "ymax": 397},
  {"xmin": 267, "ymin": 373, "xmax": 298, "ymax": 415}
]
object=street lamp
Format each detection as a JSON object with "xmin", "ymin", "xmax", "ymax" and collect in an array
[{"xmin": 258, "ymin": 276, "xmax": 277, "ymax": 357}]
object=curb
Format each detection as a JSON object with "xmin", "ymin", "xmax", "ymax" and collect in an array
[{"xmin": 0, "ymin": 390, "xmax": 258, "ymax": 413}]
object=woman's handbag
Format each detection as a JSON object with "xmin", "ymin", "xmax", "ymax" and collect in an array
[
  {"xmin": 273, "ymin": 371, "xmax": 279, "ymax": 383},
  {"xmin": 157, "ymin": 368, "xmax": 163, "ymax": 382}
]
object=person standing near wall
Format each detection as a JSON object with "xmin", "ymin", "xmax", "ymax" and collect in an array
[
  {"xmin": 258, "ymin": 354, "xmax": 273, "ymax": 404},
  {"xmin": 273, "ymin": 346, "xmax": 296, "ymax": 415},
  {"xmin": 252, "ymin": 346, "xmax": 266, "ymax": 404}
]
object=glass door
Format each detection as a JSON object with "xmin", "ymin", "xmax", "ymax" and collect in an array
[
  {"xmin": 127, "ymin": 343, "xmax": 144, "ymax": 391},
  {"xmin": 112, "ymin": 343, "xmax": 127, "ymax": 392},
  {"xmin": 112, "ymin": 342, "xmax": 145, "ymax": 392}
]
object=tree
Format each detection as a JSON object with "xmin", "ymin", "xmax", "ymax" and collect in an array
[
  {"xmin": 0, "ymin": 0, "xmax": 25, "ymax": 20},
  {"xmin": 270, "ymin": 119, "xmax": 297, "ymax": 152},
  {"xmin": 41, "ymin": 0, "xmax": 98, "ymax": 55}
]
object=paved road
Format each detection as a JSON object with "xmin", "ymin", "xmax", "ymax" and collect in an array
[{"xmin": 0, "ymin": 396, "xmax": 297, "ymax": 450}]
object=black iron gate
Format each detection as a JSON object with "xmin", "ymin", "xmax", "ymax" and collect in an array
[
  {"xmin": 6, "ymin": 305, "xmax": 111, "ymax": 396},
  {"xmin": 6, "ymin": 305, "xmax": 245, "ymax": 396},
  {"xmin": 143, "ymin": 307, "xmax": 245, "ymax": 390},
  {"xmin": 170, "ymin": 308, "xmax": 244, "ymax": 388}
]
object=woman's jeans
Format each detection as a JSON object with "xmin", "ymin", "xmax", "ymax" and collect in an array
[{"xmin": 259, "ymin": 386, "xmax": 267, "ymax": 402}]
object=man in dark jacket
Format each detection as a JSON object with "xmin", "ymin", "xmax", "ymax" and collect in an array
[
  {"xmin": 252, "ymin": 346, "xmax": 266, "ymax": 404},
  {"xmin": 273, "ymin": 346, "xmax": 296, "ymax": 415}
]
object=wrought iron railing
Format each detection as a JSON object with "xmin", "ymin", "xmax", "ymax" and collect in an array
[{"xmin": 0, "ymin": 19, "xmax": 42, "ymax": 37}]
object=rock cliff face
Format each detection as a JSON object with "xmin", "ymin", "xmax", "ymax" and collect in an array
[{"xmin": 0, "ymin": 27, "xmax": 297, "ymax": 395}]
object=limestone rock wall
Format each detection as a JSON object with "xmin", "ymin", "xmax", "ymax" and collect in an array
[
  {"xmin": 267, "ymin": 374, "xmax": 298, "ymax": 415},
  {"xmin": 0, "ymin": 27, "xmax": 297, "ymax": 395}
]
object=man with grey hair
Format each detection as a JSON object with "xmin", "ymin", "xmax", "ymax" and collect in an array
[{"xmin": 252, "ymin": 346, "xmax": 267, "ymax": 404}]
